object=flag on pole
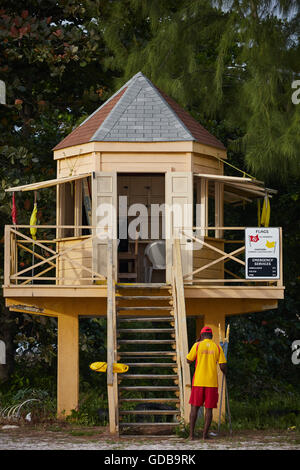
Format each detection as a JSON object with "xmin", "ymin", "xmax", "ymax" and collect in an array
[
  {"xmin": 30, "ymin": 202, "xmax": 37, "ymax": 240},
  {"xmin": 260, "ymin": 193, "xmax": 270, "ymax": 227},
  {"xmin": 11, "ymin": 192, "xmax": 17, "ymax": 224}
]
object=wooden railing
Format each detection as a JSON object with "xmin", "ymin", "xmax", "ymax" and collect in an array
[
  {"xmin": 179, "ymin": 227, "xmax": 283, "ymax": 287},
  {"xmin": 172, "ymin": 238, "xmax": 191, "ymax": 423},
  {"xmin": 4, "ymin": 225, "xmax": 106, "ymax": 287},
  {"xmin": 106, "ymin": 238, "xmax": 119, "ymax": 434}
]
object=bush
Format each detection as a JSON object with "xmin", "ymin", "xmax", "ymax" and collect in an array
[{"xmin": 66, "ymin": 390, "xmax": 108, "ymax": 426}]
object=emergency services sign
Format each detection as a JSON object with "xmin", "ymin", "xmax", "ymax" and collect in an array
[{"xmin": 245, "ymin": 227, "xmax": 280, "ymax": 279}]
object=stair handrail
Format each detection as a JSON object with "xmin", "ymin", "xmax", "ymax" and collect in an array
[
  {"xmin": 173, "ymin": 237, "xmax": 191, "ymax": 424},
  {"xmin": 106, "ymin": 238, "xmax": 119, "ymax": 434},
  {"xmin": 171, "ymin": 268, "xmax": 185, "ymax": 422}
]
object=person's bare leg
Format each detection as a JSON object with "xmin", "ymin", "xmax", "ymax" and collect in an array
[
  {"xmin": 189, "ymin": 405, "xmax": 199, "ymax": 440},
  {"xmin": 203, "ymin": 408, "xmax": 213, "ymax": 439}
]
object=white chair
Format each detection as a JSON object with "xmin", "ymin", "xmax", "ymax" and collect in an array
[{"xmin": 144, "ymin": 240, "xmax": 166, "ymax": 282}]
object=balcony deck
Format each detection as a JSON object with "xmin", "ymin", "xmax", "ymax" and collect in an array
[
  {"xmin": 3, "ymin": 224, "xmax": 284, "ymax": 318},
  {"xmin": 3, "ymin": 283, "xmax": 284, "ymax": 299}
]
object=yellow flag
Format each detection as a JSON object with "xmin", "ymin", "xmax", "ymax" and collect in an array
[
  {"xmin": 261, "ymin": 194, "xmax": 270, "ymax": 227},
  {"xmin": 266, "ymin": 240, "xmax": 275, "ymax": 249},
  {"xmin": 30, "ymin": 203, "xmax": 37, "ymax": 240}
]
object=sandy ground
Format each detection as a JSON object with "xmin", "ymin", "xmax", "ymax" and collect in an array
[{"xmin": 0, "ymin": 425, "xmax": 299, "ymax": 451}]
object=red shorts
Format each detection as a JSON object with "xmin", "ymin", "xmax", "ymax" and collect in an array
[{"xmin": 189, "ymin": 386, "xmax": 218, "ymax": 409}]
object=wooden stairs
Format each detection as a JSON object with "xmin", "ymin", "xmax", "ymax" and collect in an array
[
  {"xmin": 106, "ymin": 239, "xmax": 191, "ymax": 436},
  {"xmin": 116, "ymin": 283, "xmax": 182, "ymax": 435}
]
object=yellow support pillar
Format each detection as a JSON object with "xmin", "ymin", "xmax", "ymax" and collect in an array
[
  {"xmin": 57, "ymin": 312, "xmax": 79, "ymax": 418},
  {"xmin": 204, "ymin": 312, "xmax": 226, "ymax": 423}
]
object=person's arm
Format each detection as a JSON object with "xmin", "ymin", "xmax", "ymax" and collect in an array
[
  {"xmin": 186, "ymin": 342, "xmax": 197, "ymax": 365},
  {"xmin": 219, "ymin": 363, "xmax": 227, "ymax": 375}
]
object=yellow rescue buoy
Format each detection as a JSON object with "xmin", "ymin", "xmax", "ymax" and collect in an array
[{"xmin": 89, "ymin": 362, "xmax": 129, "ymax": 373}]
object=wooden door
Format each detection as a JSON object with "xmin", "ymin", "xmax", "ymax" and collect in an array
[
  {"xmin": 165, "ymin": 172, "xmax": 193, "ymax": 283},
  {"xmin": 92, "ymin": 172, "xmax": 117, "ymax": 280}
]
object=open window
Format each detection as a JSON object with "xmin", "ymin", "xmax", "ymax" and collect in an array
[
  {"xmin": 6, "ymin": 172, "xmax": 93, "ymax": 239},
  {"xmin": 57, "ymin": 175, "xmax": 92, "ymax": 239},
  {"xmin": 193, "ymin": 173, "xmax": 272, "ymax": 238}
]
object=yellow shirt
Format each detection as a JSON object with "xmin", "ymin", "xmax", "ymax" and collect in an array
[{"xmin": 186, "ymin": 339, "xmax": 226, "ymax": 388}]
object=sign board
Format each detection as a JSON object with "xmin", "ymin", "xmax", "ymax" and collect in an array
[
  {"xmin": 245, "ymin": 227, "xmax": 280, "ymax": 279},
  {"xmin": 0, "ymin": 340, "xmax": 6, "ymax": 365}
]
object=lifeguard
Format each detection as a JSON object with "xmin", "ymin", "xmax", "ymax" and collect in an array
[{"xmin": 186, "ymin": 326, "xmax": 227, "ymax": 440}]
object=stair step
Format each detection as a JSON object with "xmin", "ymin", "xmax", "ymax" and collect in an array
[
  {"xmin": 119, "ymin": 422, "xmax": 179, "ymax": 427},
  {"xmin": 125, "ymin": 363, "xmax": 177, "ymax": 368},
  {"xmin": 118, "ymin": 351, "xmax": 176, "ymax": 356},
  {"xmin": 117, "ymin": 296, "xmax": 172, "ymax": 300},
  {"xmin": 118, "ymin": 339, "xmax": 175, "ymax": 344},
  {"xmin": 117, "ymin": 306, "xmax": 173, "ymax": 311},
  {"xmin": 119, "ymin": 386, "xmax": 179, "ymax": 391},
  {"xmin": 119, "ymin": 410, "xmax": 178, "ymax": 415},
  {"xmin": 118, "ymin": 328, "xmax": 174, "ymax": 334},
  {"xmin": 118, "ymin": 317, "xmax": 174, "ymax": 323},
  {"xmin": 119, "ymin": 398, "xmax": 180, "ymax": 403},
  {"xmin": 114, "ymin": 280, "xmax": 181, "ymax": 435},
  {"xmin": 120, "ymin": 374, "xmax": 178, "ymax": 380},
  {"xmin": 117, "ymin": 283, "xmax": 168, "ymax": 288}
]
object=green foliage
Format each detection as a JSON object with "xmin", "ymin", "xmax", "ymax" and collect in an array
[
  {"xmin": 100, "ymin": 0, "xmax": 300, "ymax": 181},
  {"xmin": 0, "ymin": 0, "xmax": 299, "ymax": 429},
  {"xmin": 66, "ymin": 388, "xmax": 108, "ymax": 426},
  {"xmin": 227, "ymin": 311, "xmax": 300, "ymax": 399},
  {"xmin": 230, "ymin": 392, "xmax": 300, "ymax": 431}
]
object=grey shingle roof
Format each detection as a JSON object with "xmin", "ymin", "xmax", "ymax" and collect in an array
[
  {"xmin": 53, "ymin": 72, "xmax": 225, "ymax": 150},
  {"xmin": 90, "ymin": 72, "xmax": 192, "ymax": 142}
]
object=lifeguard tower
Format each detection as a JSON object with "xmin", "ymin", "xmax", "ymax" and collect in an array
[{"xmin": 3, "ymin": 72, "xmax": 284, "ymax": 434}]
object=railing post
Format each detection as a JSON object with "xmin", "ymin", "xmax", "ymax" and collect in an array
[
  {"xmin": 173, "ymin": 237, "xmax": 191, "ymax": 424},
  {"xmin": 171, "ymin": 268, "xmax": 185, "ymax": 421},
  {"xmin": 4, "ymin": 226, "xmax": 11, "ymax": 287},
  {"xmin": 278, "ymin": 227, "xmax": 283, "ymax": 287},
  {"xmin": 106, "ymin": 238, "xmax": 118, "ymax": 434}
]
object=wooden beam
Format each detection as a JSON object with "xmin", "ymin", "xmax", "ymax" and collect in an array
[
  {"xmin": 200, "ymin": 178, "xmax": 208, "ymax": 237},
  {"xmin": 53, "ymin": 141, "xmax": 227, "ymax": 160},
  {"xmin": 215, "ymin": 182, "xmax": 224, "ymax": 238},
  {"xmin": 4, "ymin": 225, "xmax": 11, "ymax": 287},
  {"xmin": 106, "ymin": 239, "xmax": 118, "ymax": 434},
  {"xmin": 74, "ymin": 179, "xmax": 82, "ymax": 237},
  {"xmin": 57, "ymin": 313, "xmax": 79, "ymax": 418},
  {"xmin": 181, "ymin": 231, "xmax": 245, "ymax": 266},
  {"xmin": 185, "ymin": 245, "xmax": 245, "ymax": 279},
  {"xmin": 173, "ymin": 238, "xmax": 191, "ymax": 423},
  {"xmin": 11, "ymin": 228, "xmax": 105, "ymax": 281}
]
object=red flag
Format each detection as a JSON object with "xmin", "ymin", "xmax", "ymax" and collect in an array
[
  {"xmin": 249, "ymin": 234, "xmax": 259, "ymax": 242},
  {"xmin": 12, "ymin": 192, "xmax": 17, "ymax": 224}
]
